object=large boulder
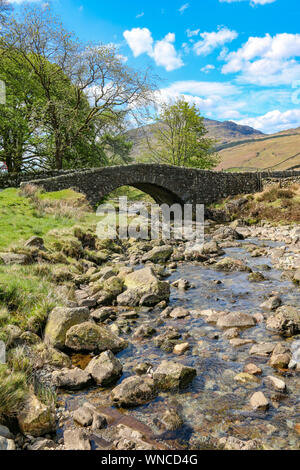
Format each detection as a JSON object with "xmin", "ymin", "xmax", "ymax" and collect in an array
[
  {"xmin": 85, "ymin": 350, "xmax": 123, "ymax": 386},
  {"xmin": 266, "ymin": 306, "xmax": 300, "ymax": 337},
  {"xmin": 44, "ymin": 307, "xmax": 89, "ymax": 350},
  {"xmin": 18, "ymin": 395, "xmax": 56, "ymax": 437},
  {"xmin": 214, "ymin": 257, "xmax": 251, "ymax": 272},
  {"xmin": 141, "ymin": 245, "xmax": 173, "ymax": 264},
  {"xmin": 0, "ymin": 436, "xmax": 15, "ymax": 450},
  {"xmin": 52, "ymin": 367, "xmax": 93, "ymax": 390},
  {"xmin": 111, "ymin": 376, "xmax": 156, "ymax": 408},
  {"xmin": 64, "ymin": 429, "xmax": 91, "ymax": 450},
  {"xmin": 153, "ymin": 361, "xmax": 196, "ymax": 391},
  {"xmin": 117, "ymin": 267, "xmax": 170, "ymax": 307},
  {"xmin": 213, "ymin": 226, "xmax": 244, "ymax": 242},
  {"xmin": 216, "ymin": 312, "xmax": 256, "ymax": 329},
  {"xmin": 269, "ymin": 343, "xmax": 292, "ymax": 369},
  {"xmin": 65, "ymin": 322, "xmax": 127, "ymax": 353}
]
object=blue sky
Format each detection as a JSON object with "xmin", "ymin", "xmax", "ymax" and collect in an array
[{"xmin": 9, "ymin": 0, "xmax": 300, "ymax": 134}]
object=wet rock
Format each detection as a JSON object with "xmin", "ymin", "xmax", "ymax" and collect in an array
[
  {"xmin": 0, "ymin": 425, "xmax": 13, "ymax": 440},
  {"xmin": 118, "ymin": 267, "xmax": 170, "ymax": 307},
  {"xmin": 90, "ymin": 307, "xmax": 116, "ymax": 323},
  {"xmin": 132, "ymin": 325, "xmax": 156, "ymax": 339},
  {"xmin": 64, "ymin": 429, "xmax": 91, "ymax": 450},
  {"xmin": 133, "ymin": 362, "xmax": 153, "ymax": 376},
  {"xmin": 141, "ymin": 245, "xmax": 173, "ymax": 264},
  {"xmin": 65, "ymin": 322, "xmax": 127, "ymax": 353},
  {"xmin": 260, "ymin": 296, "xmax": 282, "ymax": 312},
  {"xmin": 153, "ymin": 361, "xmax": 196, "ymax": 391},
  {"xmin": 27, "ymin": 438, "xmax": 57, "ymax": 451},
  {"xmin": 265, "ymin": 376, "xmax": 286, "ymax": 392},
  {"xmin": 234, "ymin": 372, "xmax": 260, "ymax": 384},
  {"xmin": 171, "ymin": 279, "xmax": 191, "ymax": 290},
  {"xmin": 44, "ymin": 307, "xmax": 90, "ymax": 350},
  {"xmin": 196, "ymin": 309, "xmax": 227, "ymax": 324},
  {"xmin": 217, "ymin": 312, "xmax": 256, "ymax": 329},
  {"xmin": 250, "ymin": 342, "xmax": 276, "ymax": 357},
  {"xmin": 111, "ymin": 376, "xmax": 156, "ymax": 408},
  {"xmin": 213, "ymin": 226, "xmax": 244, "ymax": 242},
  {"xmin": 266, "ymin": 306, "xmax": 300, "ymax": 337},
  {"xmin": 269, "ymin": 343, "xmax": 292, "ymax": 369},
  {"xmin": 293, "ymin": 268, "xmax": 300, "ymax": 283},
  {"xmin": 248, "ymin": 272, "xmax": 266, "ymax": 282},
  {"xmin": 250, "ymin": 392, "xmax": 269, "ymax": 411},
  {"xmin": 289, "ymin": 340, "xmax": 300, "ymax": 370},
  {"xmin": 85, "ymin": 350, "xmax": 123, "ymax": 386},
  {"xmin": 52, "ymin": 367, "xmax": 93, "ymax": 390},
  {"xmin": 161, "ymin": 409, "xmax": 183, "ymax": 431},
  {"xmin": 153, "ymin": 328, "xmax": 181, "ymax": 352},
  {"xmin": 230, "ymin": 338, "xmax": 255, "ymax": 348},
  {"xmin": 113, "ymin": 424, "xmax": 156, "ymax": 450},
  {"xmin": 73, "ymin": 407, "xmax": 93, "ymax": 427},
  {"xmin": 139, "ymin": 293, "xmax": 162, "ymax": 307},
  {"xmin": 169, "ymin": 307, "xmax": 190, "ymax": 319},
  {"xmin": 219, "ymin": 436, "xmax": 258, "ymax": 451},
  {"xmin": 223, "ymin": 328, "xmax": 240, "ymax": 339},
  {"xmin": 244, "ymin": 364, "xmax": 262, "ymax": 375},
  {"xmin": 214, "ymin": 257, "xmax": 251, "ymax": 272},
  {"xmin": 201, "ymin": 241, "xmax": 225, "ymax": 256},
  {"xmin": 18, "ymin": 395, "xmax": 56, "ymax": 437},
  {"xmin": 173, "ymin": 343, "xmax": 190, "ymax": 355},
  {"xmin": 0, "ymin": 436, "xmax": 15, "ymax": 450}
]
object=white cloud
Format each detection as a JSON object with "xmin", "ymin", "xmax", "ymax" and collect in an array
[
  {"xmin": 219, "ymin": 0, "xmax": 277, "ymax": 6},
  {"xmin": 136, "ymin": 12, "xmax": 144, "ymax": 18},
  {"xmin": 178, "ymin": 3, "xmax": 189, "ymax": 14},
  {"xmin": 193, "ymin": 27, "xmax": 238, "ymax": 56},
  {"xmin": 222, "ymin": 33, "xmax": 300, "ymax": 85},
  {"xmin": 156, "ymin": 80, "xmax": 244, "ymax": 120},
  {"xmin": 201, "ymin": 64, "xmax": 215, "ymax": 73},
  {"xmin": 123, "ymin": 28, "xmax": 153, "ymax": 57},
  {"xmin": 235, "ymin": 109, "xmax": 300, "ymax": 134},
  {"xmin": 186, "ymin": 29, "xmax": 200, "ymax": 38},
  {"xmin": 123, "ymin": 28, "xmax": 183, "ymax": 71},
  {"xmin": 7, "ymin": 0, "xmax": 44, "ymax": 3}
]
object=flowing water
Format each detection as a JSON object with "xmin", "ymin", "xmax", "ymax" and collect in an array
[{"xmin": 58, "ymin": 237, "xmax": 300, "ymax": 450}]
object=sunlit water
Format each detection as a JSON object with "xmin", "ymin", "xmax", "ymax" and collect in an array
[{"xmin": 58, "ymin": 237, "xmax": 300, "ymax": 450}]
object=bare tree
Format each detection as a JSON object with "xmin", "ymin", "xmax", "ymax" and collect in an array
[
  {"xmin": 0, "ymin": 0, "xmax": 11, "ymax": 24},
  {"xmin": 1, "ymin": 5, "xmax": 156, "ymax": 169}
]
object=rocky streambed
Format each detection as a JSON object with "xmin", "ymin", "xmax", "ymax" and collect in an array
[{"xmin": 2, "ymin": 222, "xmax": 300, "ymax": 451}]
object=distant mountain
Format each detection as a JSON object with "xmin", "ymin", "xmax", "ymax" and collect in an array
[
  {"xmin": 127, "ymin": 118, "xmax": 264, "ymax": 162},
  {"xmin": 216, "ymin": 127, "xmax": 300, "ymax": 172}
]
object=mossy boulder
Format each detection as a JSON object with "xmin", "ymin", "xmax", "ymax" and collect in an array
[
  {"xmin": 44, "ymin": 307, "xmax": 90, "ymax": 350},
  {"xmin": 153, "ymin": 361, "xmax": 196, "ymax": 391},
  {"xmin": 65, "ymin": 322, "xmax": 127, "ymax": 353},
  {"xmin": 118, "ymin": 267, "xmax": 170, "ymax": 307},
  {"xmin": 111, "ymin": 376, "xmax": 156, "ymax": 408},
  {"xmin": 141, "ymin": 245, "xmax": 173, "ymax": 264},
  {"xmin": 18, "ymin": 394, "xmax": 56, "ymax": 437},
  {"xmin": 215, "ymin": 257, "xmax": 251, "ymax": 272}
]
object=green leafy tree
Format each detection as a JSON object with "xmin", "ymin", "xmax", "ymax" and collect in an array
[
  {"xmin": 1, "ymin": 5, "xmax": 154, "ymax": 170},
  {"xmin": 0, "ymin": 50, "xmax": 46, "ymax": 172},
  {"xmin": 147, "ymin": 99, "xmax": 219, "ymax": 169}
]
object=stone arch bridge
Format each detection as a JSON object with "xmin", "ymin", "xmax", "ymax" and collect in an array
[
  {"xmin": 3, "ymin": 164, "xmax": 300, "ymax": 208},
  {"xmin": 21, "ymin": 164, "xmax": 265, "ymax": 208}
]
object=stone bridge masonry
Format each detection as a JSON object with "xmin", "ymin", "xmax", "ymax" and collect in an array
[{"xmin": 2, "ymin": 164, "xmax": 300, "ymax": 209}]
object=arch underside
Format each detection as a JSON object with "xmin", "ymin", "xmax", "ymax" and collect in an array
[{"xmin": 108, "ymin": 182, "xmax": 185, "ymax": 206}]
